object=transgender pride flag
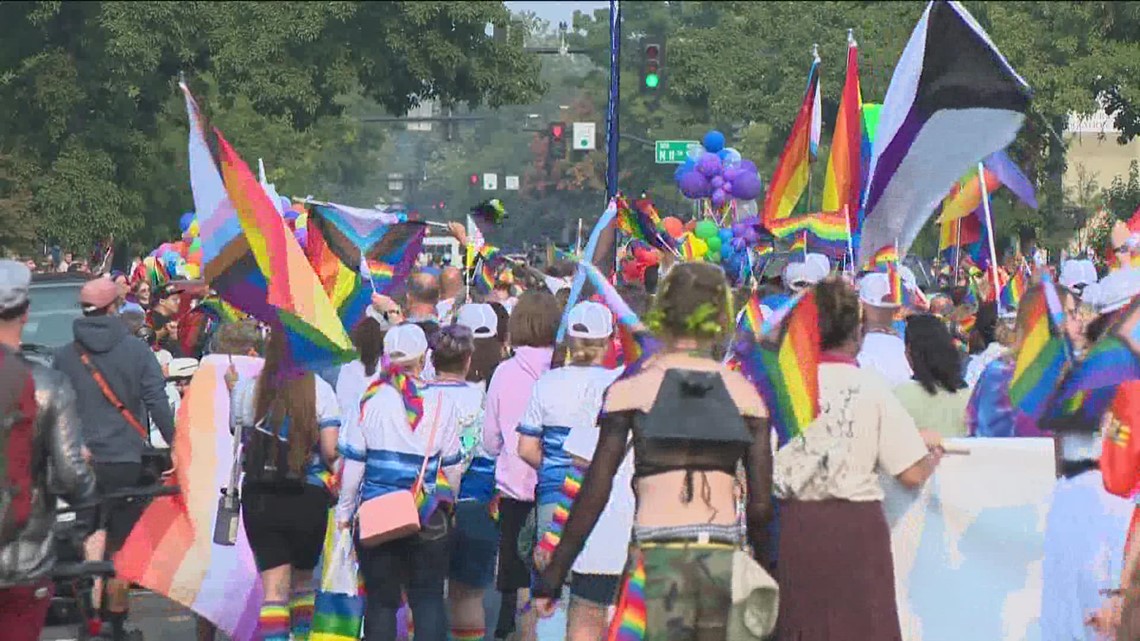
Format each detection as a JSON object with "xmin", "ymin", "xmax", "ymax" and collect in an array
[{"xmin": 114, "ymin": 356, "xmax": 265, "ymax": 641}]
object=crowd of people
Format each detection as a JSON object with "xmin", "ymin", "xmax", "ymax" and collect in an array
[{"xmin": 0, "ymin": 227, "xmax": 1139, "ymax": 641}]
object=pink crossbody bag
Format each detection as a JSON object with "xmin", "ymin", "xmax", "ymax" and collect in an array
[{"xmin": 357, "ymin": 400, "xmax": 444, "ymax": 548}]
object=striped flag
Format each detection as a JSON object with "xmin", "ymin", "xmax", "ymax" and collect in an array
[
  {"xmin": 114, "ymin": 357, "xmax": 265, "ymax": 641},
  {"xmin": 762, "ymin": 52, "xmax": 821, "ymax": 225},
  {"xmin": 734, "ymin": 291, "xmax": 821, "ymax": 446},
  {"xmin": 857, "ymin": 0, "xmax": 1031, "ymax": 261},
  {"xmin": 1008, "ymin": 272, "xmax": 1071, "ymax": 420},
  {"xmin": 822, "ymin": 31, "xmax": 864, "ymax": 234}
]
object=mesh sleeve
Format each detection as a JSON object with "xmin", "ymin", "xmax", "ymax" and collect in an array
[
  {"xmin": 743, "ymin": 416, "xmax": 774, "ymax": 564},
  {"xmin": 536, "ymin": 409, "xmax": 633, "ymax": 598}
]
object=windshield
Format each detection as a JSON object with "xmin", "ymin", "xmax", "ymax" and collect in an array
[{"xmin": 24, "ymin": 280, "xmax": 85, "ymax": 348}]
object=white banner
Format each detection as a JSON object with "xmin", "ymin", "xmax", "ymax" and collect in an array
[{"xmin": 884, "ymin": 438, "xmax": 1055, "ymax": 641}]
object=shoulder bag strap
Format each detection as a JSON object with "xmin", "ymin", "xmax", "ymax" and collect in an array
[
  {"xmin": 73, "ymin": 344, "xmax": 149, "ymax": 441},
  {"xmin": 412, "ymin": 397, "xmax": 446, "ymax": 491}
]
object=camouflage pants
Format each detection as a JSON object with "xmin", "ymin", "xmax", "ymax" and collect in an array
[{"xmin": 637, "ymin": 543, "xmax": 734, "ymax": 641}]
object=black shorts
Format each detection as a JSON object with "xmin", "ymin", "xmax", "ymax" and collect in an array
[
  {"xmin": 570, "ymin": 572, "xmax": 621, "ymax": 606},
  {"xmin": 241, "ymin": 483, "xmax": 329, "ymax": 572},
  {"xmin": 495, "ymin": 497, "xmax": 535, "ymax": 592},
  {"xmin": 77, "ymin": 462, "xmax": 145, "ymax": 555}
]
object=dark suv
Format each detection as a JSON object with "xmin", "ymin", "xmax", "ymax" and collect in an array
[{"xmin": 21, "ymin": 272, "xmax": 93, "ymax": 366}]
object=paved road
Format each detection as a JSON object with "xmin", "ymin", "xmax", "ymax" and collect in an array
[{"xmin": 41, "ymin": 589, "xmax": 571, "ymax": 641}]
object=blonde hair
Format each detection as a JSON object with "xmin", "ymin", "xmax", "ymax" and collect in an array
[{"xmin": 566, "ymin": 336, "xmax": 609, "ymax": 366}]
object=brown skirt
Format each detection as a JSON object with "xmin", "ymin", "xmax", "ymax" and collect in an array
[{"xmin": 776, "ymin": 499, "xmax": 902, "ymax": 641}]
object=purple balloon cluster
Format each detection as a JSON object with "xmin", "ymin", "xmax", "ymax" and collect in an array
[{"xmin": 674, "ymin": 130, "xmax": 764, "ymax": 208}]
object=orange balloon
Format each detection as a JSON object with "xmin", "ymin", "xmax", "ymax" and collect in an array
[{"xmin": 662, "ymin": 216, "xmax": 684, "ymax": 238}]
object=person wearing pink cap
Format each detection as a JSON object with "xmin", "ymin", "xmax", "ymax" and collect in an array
[{"xmin": 52, "ymin": 276, "xmax": 174, "ymax": 641}]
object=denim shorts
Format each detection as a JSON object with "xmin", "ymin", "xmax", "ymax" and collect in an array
[
  {"xmin": 449, "ymin": 500, "xmax": 499, "ymax": 588},
  {"xmin": 569, "ymin": 572, "xmax": 621, "ymax": 606}
]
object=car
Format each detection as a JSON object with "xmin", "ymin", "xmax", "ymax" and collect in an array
[{"xmin": 21, "ymin": 272, "xmax": 93, "ymax": 366}]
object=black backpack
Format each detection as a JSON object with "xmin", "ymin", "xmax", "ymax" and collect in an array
[{"xmin": 242, "ymin": 411, "xmax": 306, "ymax": 490}]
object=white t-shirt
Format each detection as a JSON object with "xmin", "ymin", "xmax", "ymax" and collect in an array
[
  {"xmin": 436, "ymin": 298, "xmax": 456, "ymax": 321},
  {"xmin": 231, "ymin": 375, "xmax": 341, "ymax": 432},
  {"xmin": 857, "ymin": 331, "xmax": 912, "ymax": 388},
  {"xmin": 335, "ymin": 360, "xmax": 376, "ymax": 453},
  {"xmin": 562, "ymin": 425, "xmax": 634, "ymax": 575}
]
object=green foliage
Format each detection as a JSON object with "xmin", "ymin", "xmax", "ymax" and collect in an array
[{"xmin": 0, "ymin": 1, "xmax": 542, "ymax": 254}]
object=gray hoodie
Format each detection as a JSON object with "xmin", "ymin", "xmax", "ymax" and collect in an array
[{"xmin": 52, "ymin": 315, "xmax": 175, "ymax": 464}]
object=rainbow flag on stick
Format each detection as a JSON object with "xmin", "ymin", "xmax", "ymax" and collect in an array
[
  {"xmin": 535, "ymin": 465, "xmax": 584, "ymax": 557},
  {"xmin": 863, "ymin": 245, "xmax": 899, "ymax": 271},
  {"xmin": 762, "ymin": 53, "xmax": 821, "ymax": 226},
  {"xmin": 999, "ymin": 265, "xmax": 1029, "ymax": 311},
  {"xmin": 734, "ymin": 291, "xmax": 821, "ymax": 446},
  {"xmin": 1008, "ymin": 273, "xmax": 1071, "ymax": 421},
  {"xmin": 822, "ymin": 31, "xmax": 865, "ymax": 234},
  {"xmin": 114, "ymin": 356, "xmax": 264, "ymax": 641}
]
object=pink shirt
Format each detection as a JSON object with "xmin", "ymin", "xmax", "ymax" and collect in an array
[{"xmin": 483, "ymin": 346, "xmax": 552, "ymax": 501}]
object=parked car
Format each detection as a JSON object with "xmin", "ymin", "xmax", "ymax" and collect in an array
[{"xmin": 21, "ymin": 272, "xmax": 93, "ymax": 366}]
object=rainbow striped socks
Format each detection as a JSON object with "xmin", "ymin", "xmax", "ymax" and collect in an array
[
  {"xmin": 451, "ymin": 627, "xmax": 485, "ymax": 641},
  {"xmin": 255, "ymin": 601, "xmax": 290, "ymax": 641},
  {"xmin": 289, "ymin": 589, "xmax": 315, "ymax": 641}
]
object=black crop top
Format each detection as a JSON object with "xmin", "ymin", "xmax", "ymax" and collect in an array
[{"xmin": 535, "ymin": 408, "xmax": 773, "ymax": 598}]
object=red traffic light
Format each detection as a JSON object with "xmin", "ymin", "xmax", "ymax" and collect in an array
[
  {"xmin": 550, "ymin": 122, "xmax": 565, "ymax": 141},
  {"xmin": 645, "ymin": 44, "xmax": 660, "ymax": 59},
  {"xmin": 438, "ymin": 201, "xmax": 445, "ymax": 210},
  {"xmin": 469, "ymin": 174, "xmax": 479, "ymax": 186}
]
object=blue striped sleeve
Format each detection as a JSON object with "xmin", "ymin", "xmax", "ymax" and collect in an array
[
  {"xmin": 339, "ymin": 443, "xmax": 366, "ymax": 462},
  {"xmin": 516, "ymin": 424, "xmax": 542, "ymax": 437},
  {"xmin": 319, "ymin": 418, "xmax": 341, "ymax": 430}
]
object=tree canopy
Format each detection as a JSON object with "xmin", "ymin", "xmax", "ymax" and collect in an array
[
  {"xmin": 2, "ymin": 1, "xmax": 1137, "ymax": 257},
  {"xmin": 0, "ymin": 1, "xmax": 542, "ymax": 252}
]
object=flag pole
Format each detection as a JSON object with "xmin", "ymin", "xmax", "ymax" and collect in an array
[
  {"xmin": 954, "ymin": 215, "xmax": 962, "ymax": 282},
  {"xmin": 805, "ymin": 43, "xmax": 820, "ymax": 215},
  {"xmin": 978, "ymin": 161, "xmax": 1002, "ymax": 309},
  {"xmin": 576, "ymin": 218, "xmax": 583, "ymax": 256},
  {"xmin": 843, "ymin": 204, "xmax": 855, "ymax": 274}
]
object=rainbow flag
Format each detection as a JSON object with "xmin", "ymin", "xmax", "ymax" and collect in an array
[
  {"xmin": 616, "ymin": 196, "xmax": 673, "ymax": 251},
  {"xmin": 216, "ymin": 132, "xmax": 355, "ymax": 372},
  {"xmin": 739, "ymin": 293, "xmax": 764, "ymax": 340},
  {"xmin": 1000, "ymin": 266, "xmax": 1029, "ymax": 310},
  {"xmin": 184, "ymin": 83, "xmax": 353, "ymax": 373},
  {"xmin": 114, "ymin": 356, "xmax": 264, "ymax": 641},
  {"xmin": 605, "ymin": 550, "xmax": 647, "ymax": 641},
  {"xmin": 536, "ymin": 465, "xmax": 584, "ymax": 556},
  {"xmin": 863, "ymin": 245, "xmax": 898, "ymax": 270},
  {"xmin": 305, "ymin": 218, "xmax": 371, "ymax": 331},
  {"xmin": 822, "ymin": 33, "xmax": 864, "ymax": 234},
  {"xmin": 1009, "ymin": 273, "xmax": 1071, "ymax": 420},
  {"xmin": 762, "ymin": 54, "xmax": 821, "ymax": 225},
  {"xmin": 413, "ymin": 465, "xmax": 454, "ymax": 525},
  {"xmin": 885, "ymin": 262, "xmax": 904, "ymax": 306},
  {"xmin": 735, "ymin": 291, "xmax": 820, "ymax": 446},
  {"xmin": 789, "ymin": 233, "xmax": 807, "ymax": 254},
  {"xmin": 940, "ymin": 166, "xmax": 1001, "ymax": 224}
]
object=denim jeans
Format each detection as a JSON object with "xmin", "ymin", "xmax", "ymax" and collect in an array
[{"xmin": 357, "ymin": 511, "xmax": 451, "ymax": 641}]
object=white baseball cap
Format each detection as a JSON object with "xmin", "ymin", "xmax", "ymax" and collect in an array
[
  {"xmin": 456, "ymin": 303, "xmax": 498, "ymax": 338},
  {"xmin": 166, "ymin": 358, "xmax": 199, "ymax": 379},
  {"xmin": 1094, "ymin": 267, "xmax": 1140, "ymax": 314},
  {"xmin": 566, "ymin": 301, "xmax": 614, "ymax": 339},
  {"xmin": 858, "ymin": 272, "xmax": 901, "ymax": 309},
  {"xmin": 1060, "ymin": 259, "xmax": 1098, "ymax": 293},
  {"xmin": 384, "ymin": 323, "xmax": 429, "ymax": 362},
  {"xmin": 544, "ymin": 275, "xmax": 572, "ymax": 294}
]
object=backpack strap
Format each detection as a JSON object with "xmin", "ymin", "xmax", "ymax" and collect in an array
[{"xmin": 73, "ymin": 344, "xmax": 150, "ymax": 441}]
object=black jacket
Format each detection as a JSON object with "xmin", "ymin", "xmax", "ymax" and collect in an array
[
  {"xmin": 53, "ymin": 315, "xmax": 174, "ymax": 463},
  {"xmin": 0, "ymin": 356, "xmax": 96, "ymax": 588}
]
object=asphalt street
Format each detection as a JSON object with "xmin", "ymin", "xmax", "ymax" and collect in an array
[{"xmin": 40, "ymin": 588, "xmax": 572, "ymax": 641}]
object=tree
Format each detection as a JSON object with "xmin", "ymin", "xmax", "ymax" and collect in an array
[{"xmin": 0, "ymin": 1, "xmax": 543, "ymax": 253}]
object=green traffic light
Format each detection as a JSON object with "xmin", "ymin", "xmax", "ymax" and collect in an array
[{"xmin": 644, "ymin": 73, "xmax": 659, "ymax": 89}]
